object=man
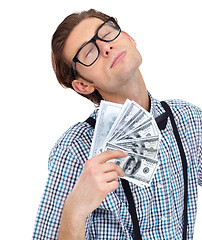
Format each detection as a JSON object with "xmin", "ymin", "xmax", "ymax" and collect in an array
[
  {"xmin": 33, "ymin": 9, "xmax": 201, "ymax": 240},
  {"xmin": 123, "ymin": 156, "xmax": 141, "ymax": 176}
]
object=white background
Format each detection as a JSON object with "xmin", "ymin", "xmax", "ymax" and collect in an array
[{"xmin": 0, "ymin": 0, "xmax": 201, "ymax": 239}]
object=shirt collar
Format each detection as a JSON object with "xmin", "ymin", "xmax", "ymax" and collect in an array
[{"xmin": 148, "ymin": 91, "xmax": 165, "ymax": 119}]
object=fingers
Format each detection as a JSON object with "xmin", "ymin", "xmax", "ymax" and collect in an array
[
  {"xmin": 102, "ymin": 161, "xmax": 124, "ymax": 177},
  {"xmin": 87, "ymin": 150, "xmax": 128, "ymax": 166},
  {"xmin": 106, "ymin": 181, "xmax": 119, "ymax": 193},
  {"xmin": 104, "ymin": 170, "xmax": 119, "ymax": 183},
  {"xmin": 84, "ymin": 150, "xmax": 126, "ymax": 178}
]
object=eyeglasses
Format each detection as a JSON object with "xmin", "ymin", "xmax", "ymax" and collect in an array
[{"xmin": 71, "ymin": 17, "xmax": 121, "ymax": 78}]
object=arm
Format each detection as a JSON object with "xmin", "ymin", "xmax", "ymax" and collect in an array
[{"xmin": 57, "ymin": 150, "xmax": 127, "ymax": 240}]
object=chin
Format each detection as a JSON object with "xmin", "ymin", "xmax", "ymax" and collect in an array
[
  {"xmin": 120, "ymin": 62, "xmax": 140, "ymax": 79},
  {"xmin": 122, "ymin": 53, "xmax": 141, "ymax": 71}
]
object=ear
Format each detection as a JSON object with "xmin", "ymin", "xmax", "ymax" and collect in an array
[
  {"xmin": 72, "ymin": 79, "xmax": 95, "ymax": 95},
  {"xmin": 122, "ymin": 31, "xmax": 137, "ymax": 46}
]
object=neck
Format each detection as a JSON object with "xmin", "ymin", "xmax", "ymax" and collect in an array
[
  {"xmin": 134, "ymin": 72, "xmax": 150, "ymax": 111},
  {"xmin": 102, "ymin": 70, "xmax": 150, "ymax": 112}
]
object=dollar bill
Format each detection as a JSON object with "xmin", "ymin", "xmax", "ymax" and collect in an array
[
  {"xmin": 111, "ymin": 114, "xmax": 152, "ymax": 141},
  {"xmin": 103, "ymin": 99, "xmax": 132, "ymax": 143},
  {"xmin": 106, "ymin": 150, "xmax": 160, "ymax": 187},
  {"xmin": 105, "ymin": 141, "xmax": 158, "ymax": 158},
  {"xmin": 116, "ymin": 119, "xmax": 159, "ymax": 141},
  {"xmin": 111, "ymin": 136, "xmax": 160, "ymax": 153},
  {"xmin": 89, "ymin": 100, "xmax": 122, "ymax": 158},
  {"xmin": 106, "ymin": 100, "xmax": 151, "ymax": 142}
]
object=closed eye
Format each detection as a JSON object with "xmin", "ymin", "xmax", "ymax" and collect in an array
[
  {"xmin": 102, "ymin": 32, "xmax": 111, "ymax": 39},
  {"xmin": 86, "ymin": 48, "xmax": 93, "ymax": 58}
]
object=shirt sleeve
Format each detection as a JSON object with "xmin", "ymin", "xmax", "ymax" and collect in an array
[
  {"xmin": 198, "ymin": 145, "xmax": 202, "ymax": 186},
  {"xmin": 197, "ymin": 107, "xmax": 202, "ymax": 187},
  {"xmin": 32, "ymin": 143, "xmax": 84, "ymax": 240}
]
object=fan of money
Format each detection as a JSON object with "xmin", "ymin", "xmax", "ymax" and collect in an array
[{"xmin": 89, "ymin": 99, "xmax": 161, "ymax": 187}]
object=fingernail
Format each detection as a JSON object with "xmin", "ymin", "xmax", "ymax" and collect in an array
[{"xmin": 123, "ymin": 151, "xmax": 128, "ymax": 156}]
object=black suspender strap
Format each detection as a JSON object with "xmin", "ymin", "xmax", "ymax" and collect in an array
[
  {"xmin": 85, "ymin": 116, "xmax": 96, "ymax": 128},
  {"xmin": 161, "ymin": 101, "xmax": 188, "ymax": 240},
  {"xmin": 121, "ymin": 178, "xmax": 142, "ymax": 240},
  {"xmin": 85, "ymin": 101, "xmax": 188, "ymax": 240}
]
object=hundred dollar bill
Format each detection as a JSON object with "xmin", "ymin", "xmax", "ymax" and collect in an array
[
  {"xmin": 104, "ymin": 99, "xmax": 132, "ymax": 143},
  {"xmin": 111, "ymin": 113, "xmax": 152, "ymax": 141},
  {"xmin": 105, "ymin": 100, "xmax": 141, "ymax": 142},
  {"xmin": 106, "ymin": 100, "xmax": 152, "ymax": 142},
  {"xmin": 116, "ymin": 119, "xmax": 160, "ymax": 141},
  {"xmin": 89, "ymin": 100, "xmax": 122, "ymax": 158},
  {"xmin": 111, "ymin": 136, "xmax": 160, "ymax": 152},
  {"xmin": 105, "ymin": 142, "xmax": 158, "ymax": 158},
  {"xmin": 106, "ymin": 150, "xmax": 159, "ymax": 187}
]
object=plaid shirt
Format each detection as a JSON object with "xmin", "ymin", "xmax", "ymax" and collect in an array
[{"xmin": 33, "ymin": 94, "xmax": 201, "ymax": 239}]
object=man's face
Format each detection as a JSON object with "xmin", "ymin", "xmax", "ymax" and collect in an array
[
  {"xmin": 63, "ymin": 17, "xmax": 142, "ymax": 103},
  {"xmin": 125, "ymin": 158, "xmax": 137, "ymax": 175}
]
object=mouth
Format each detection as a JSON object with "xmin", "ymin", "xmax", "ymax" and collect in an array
[{"xmin": 110, "ymin": 51, "xmax": 126, "ymax": 69}]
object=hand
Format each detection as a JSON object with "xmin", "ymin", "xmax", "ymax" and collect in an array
[{"xmin": 67, "ymin": 150, "xmax": 127, "ymax": 218}]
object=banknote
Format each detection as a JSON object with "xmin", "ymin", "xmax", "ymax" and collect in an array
[
  {"xmin": 106, "ymin": 149, "xmax": 160, "ymax": 187},
  {"xmin": 105, "ymin": 100, "xmax": 140, "ymax": 141},
  {"xmin": 103, "ymin": 99, "xmax": 132, "ymax": 143},
  {"xmin": 106, "ymin": 100, "xmax": 151, "ymax": 143},
  {"xmin": 111, "ymin": 136, "xmax": 160, "ymax": 153},
  {"xmin": 116, "ymin": 119, "xmax": 160, "ymax": 141},
  {"xmin": 89, "ymin": 100, "xmax": 122, "ymax": 158},
  {"xmin": 105, "ymin": 141, "xmax": 158, "ymax": 159},
  {"xmin": 110, "ymin": 114, "xmax": 152, "ymax": 142}
]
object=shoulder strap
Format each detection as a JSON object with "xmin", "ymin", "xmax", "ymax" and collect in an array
[
  {"xmin": 121, "ymin": 178, "xmax": 142, "ymax": 239},
  {"xmin": 161, "ymin": 101, "xmax": 188, "ymax": 240},
  {"xmin": 85, "ymin": 101, "xmax": 188, "ymax": 240},
  {"xmin": 85, "ymin": 117, "xmax": 96, "ymax": 128}
]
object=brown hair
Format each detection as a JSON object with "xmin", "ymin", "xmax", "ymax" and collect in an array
[{"xmin": 51, "ymin": 9, "xmax": 114, "ymax": 106}]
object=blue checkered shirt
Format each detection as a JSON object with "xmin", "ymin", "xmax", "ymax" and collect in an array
[{"xmin": 33, "ymin": 95, "xmax": 201, "ymax": 239}]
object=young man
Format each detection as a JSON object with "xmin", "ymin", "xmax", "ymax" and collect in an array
[{"xmin": 33, "ymin": 9, "xmax": 201, "ymax": 240}]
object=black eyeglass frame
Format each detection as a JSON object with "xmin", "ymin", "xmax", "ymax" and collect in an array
[{"xmin": 71, "ymin": 17, "xmax": 121, "ymax": 78}]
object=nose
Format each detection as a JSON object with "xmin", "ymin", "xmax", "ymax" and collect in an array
[{"xmin": 96, "ymin": 40, "xmax": 113, "ymax": 57}]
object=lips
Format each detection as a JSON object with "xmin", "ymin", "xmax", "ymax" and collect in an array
[{"xmin": 110, "ymin": 51, "xmax": 126, "ymax": 68}]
